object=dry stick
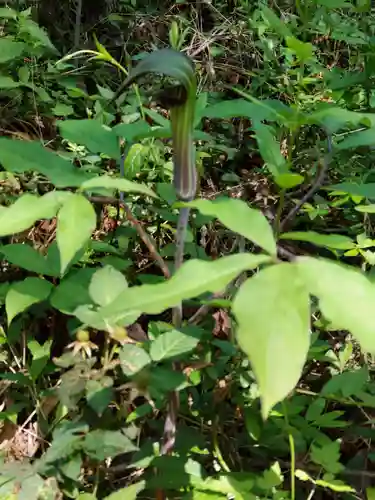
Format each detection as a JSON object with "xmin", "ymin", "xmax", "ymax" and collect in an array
[
  {"xmin": 279, "ymin": 135, "xmax": 333, "ymax": 233},
  {"xmin": 122, "ymin": 202, "xmax": 171, "ymax": 280}
]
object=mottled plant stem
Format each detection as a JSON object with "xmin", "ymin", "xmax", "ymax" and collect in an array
[{"xmin": 161, "ymin": 207, "xmax": 191, "ymax": 456}]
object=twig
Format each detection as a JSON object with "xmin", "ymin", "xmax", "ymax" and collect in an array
[
  {"xmin": 279, "ymin": 135, "xmax": 333, "ymax": 232},
  {"xmin": 122, "ymin": 202, "xmax": 171, "ymax": 279}
]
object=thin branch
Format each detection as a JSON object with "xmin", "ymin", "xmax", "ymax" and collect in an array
[
  {"xmin": 73, "ymin": 0, "xmax": 83, "ymax": 50},
  {"xmin": 122, "ymin": 202, "xmax": 171, "ymax": 279},
  {"xmin": 279, "ymin": 135, "xmax": 333, "ymax": 232}
]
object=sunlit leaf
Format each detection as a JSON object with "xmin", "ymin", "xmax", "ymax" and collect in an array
[
  {"xmin": 89, "ymin": 265, "xmax": 128, "ymax": 307},
  {"xmin": 233, "ymin": 263, "xmax": 310, "ymax": 418},
  {"xmin": 56, "ymin": 194, "xmax": 96, "ymax": 274},
  {"xmin": 252, "ymin": 122, "xmax": 288, "ymax": 177},
  {"xmin": 280, "ymin": 231, "xmax": 355, "ymax": 250},
  {"xmin": 79, "ymin": 175, "xmax": 156, "ymax": 198},
  {"xmin": 327, "ymin": 182, "xmax": 375, "ymax": 199},
  {"xmin": 0, "ymin": 191, "xmax": 71, "ymax": 237},
  {"xmin": 120, "ymin": 344, "xmax": 151, "ymax": 376},
  {"xmin": 297, "ymin": 257, "xmax": 375, "ymax": 353},
  {"xmin": 6, "ymin": 277, "xmax": 53, "ymax": 324},
  {"xmin": 182, "ymin": 198, "xmax": 276, "ymax": 255},
  {"xmin": 100, "ymin": 254, "xmax": 271, "ymax": 326},
  {"xmin": 150, "ymin": 328, "xmax": 201, "ymax": 361}
]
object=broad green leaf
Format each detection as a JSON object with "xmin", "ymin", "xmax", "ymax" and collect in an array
[
  {"xmin": 123, "ymin": 143, "xmax": 147, "ymax": 180},
  {"xmin": 0, "ymin": 139, "xmax": 92, "ymax": 187},
  {"xmin": 297, "ymin": 257, "xmax": 375, "ymax": 353},
  {"xmin": 0, "ymin": 191, "xmax": 71, "ymax": 237},
  {"xmin": 261, "ymin": 5, "xmax": 292, "ymax": 38},
  {"xmin": 18, "ymin": 18, "xmax": 56, "ymax": 51},
  {"xmin": 53, "ymin": 103, "xmax": 74, "ymax": 116},
  {"xmin": 58, "ymin": 120, "xmax": 120, "ymax": 159},
  {"xmin": 86, "ymin": 378, "xmax": 114, "ymax": 416},
  {"xmin": 150, "ymin": 328, "xmax": 201, "ymax": 361},
  {"xmin": 84, "ymin": 430, "xmax": 137, "ymax": 460},
  {"xmin": 203, "ymin": 99, "xmax": 277, "ymax": 121},
  {"xmin": 274, "ymin": 173, "xmax": 304, "ymax": 189},
  {"xmin": 89, "ymin": 265, "xmax": 128, "ymax": 307},
  {"xmin": 79, "ymin": 175, "xmax": 156, "ymax": 198},
  {"xmin": 316, "ymin": 0, "xmax": 352, "ymax": 7},
  {"xmin": 182, "ymin": 198, "xmax": 276, "ymax": 255},
  {"xmin": 0, "ymin": 39, "xmax": 25, "ymax": 62},
  {"xmin": 355, "ymin": 204, "xmax": 375, "ymax": 213},
  {"xmin": 113, "ymin": 121, "xmax": 152, "ymax": 141},
  {"xmin": 28, "ymin": 339, "xmax": 52, "ymax": 381},
  {"xmin": 0, "ymin": 243, "xmax": 56, "ymax": 276},
  {"xmin": 104, "ymin": 481, "xmax": 146, "ymax": 500},
  {"xmin": 0, "ymin": 7, "xmax": 17, "ymax": 19},
  {"xmin": 286, "ymin": 36, "xmax": 314, "ymax": 62},
  {"xmin": 232, "ymin": 263, "xmax": 310, "ymax": 418},
  {"xmin": 101, "ymin": 254, "xmax": 271, "ymax": 325},
  {"xmin": 50, "ymin": 268, "xmax": 96, "ymax": 313},
  {"xmin": 327, "ymin": 182, "xmax": 375, "ymax": 199},
  {"xmin": 6, "ymin": 277, "xmax": 53, "ymax": 324},
  {"xmin": 307, "ymin": 106, "xmax": 375, "ymax": 133},
  {"xmin": 252, "ymin": 122, "xmax": 288, "ymax": 177},
  {"xmin": 0, "ymin": 76, "xmax": 20, "ymax": 89},
  {"xmin": 336, "ymin": 127, "xmax": 375, "ymax": 150},
  {"xmin": 120, "ymin": 344, "xmax": 151, "ymax": 376},
  {"xmin": 280, "ymin": 231, "xmax": 355, "ymax": 250},
  {"xmin": 56, "ymin": 194, "xmax": 96, "ymax": 274}
]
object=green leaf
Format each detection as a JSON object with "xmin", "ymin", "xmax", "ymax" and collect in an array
[
  {"xmin": 261, "ymin": 5, "xmax": 292, "ymax": 38},
  {"xmin": 104, "ymin": 481, "xmax": 146, "ymax": 500},
  {"xmin": 19, "ymin": 18, "xmax": 57, "ymax": 51},
  {"xmin": 86, "ymin": 378, "xmax": 114, "ymax": 416},
  {"xmin": 6, "ymin": 277, "xmax": 53, "ymax": 324},
  {"xmin": 58, "ymin": 120, "xmax": 120, "ymax": 159},
  {"xmin": 204, "ymin": 99, "xmax": 277, "ymax": 121},
  {"xmin": 89, "ymin": 265, "xmax": 128, "ymax": 307},
  {"xmin": 308, "ymin": 106, "xmax": 375, "ymax": 134},
  {"xmin": 355, "ymin": 204, "xmax": 375, "ymax": 213},
  {"xmin": 280, "ymin": 231, "xmax": 355, "ymax": 250},
  {"xmin": 56, "ymin": 194, "xmax": 96, "ymax": 274},
  {"xmin": 0, "ymin": 191, "xmax": 71, "ymax": 237},
  {"xmin": 113, "ymin": 121, "xmax": 152, "ymax": 142},
  {"xmin": 150, "ymin": 328, "xmax": 201, "ymax": 361},
  {"xmin": 123, "ymin": 143, "xmax": 148, "ymax": 180},
  {"xmin": 50, "ymin": 268, "xmax": 95, "ymax": 314},
  {"xmin": 79, "ymin": 174, "xmax": 157, "ymax": 198},
  {"xmin": 0, "ymin": 243, "xmax": 56, "ymax": 276},
  {"xmin": 232, "ymin": 263, "xmax": 310, "ymax": 418},
  {"xmin": 336, "ymin": 127, "xmax": 375, "ymax": 150},
  {"xmin": 274, "ymin": 173, "xmax": 304, "ymax": 189},
  {"xmin": 120, "ymin": 344, "xmax": 151, "ymax": 376},
  {"xmin": 327, "ymin": 182, "xmax": 375, "ymax": 199},
  {"xmin": 0, "ymin": 39, "xmax": 25, "ymax": 62},
  {"xmin": 28, "ymin": 339, "xmax": 52, "ymax": 381},
  {"xmin": 0, "ymin": 76, "xmax": 20, "ymax": 89},
  {"xmin": 0, "ymin": 139, "xmax": 92, "ymax": 187},
  {"xmin": 84, "ymin": 430, "xmax": 138, "ymax": 460},
  {"xmin": 53, "ymin": 103, "xmax": 74, "ymax": 116},
  {"xmin": 297, "ymin": 257, "xmax": 375, "ymax": 353},
  {"xmin": 101, "ymin": 254, "xmax": 271, "ymax": 326},
  {"xmin": 0, "ymin": 7, "xmax": 17, "ymax": 19},
  {"xmin": 252, "ymin": 122, "xmax": 288, "ymax": 177},
  {"xmin": 286, "ymin": 36, "xmax": 314, "ymax": 62},
  {"xmin": 182, "ymin": 198, "xmax": 276, "ymax": 255}
]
